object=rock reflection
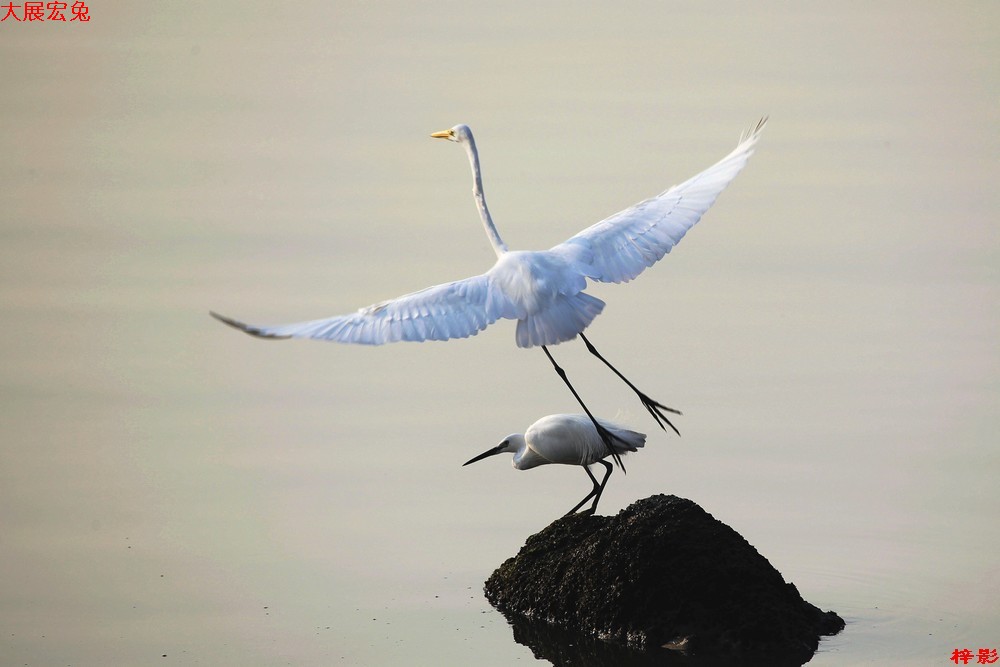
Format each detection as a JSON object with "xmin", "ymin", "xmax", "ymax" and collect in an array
[
  {"xmin": 503, "ymin": 609, "xmax": 685, "ymax": 666},
  {"xmin": 499, "ymin": 608, "xmax": 815, "ymax": 667}
]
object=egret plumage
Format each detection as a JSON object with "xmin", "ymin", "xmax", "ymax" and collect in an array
[
  {"xmin": 463, "ymin": 414, "xmax": 646, "ymax": 517},
  {"xmin": 211, "ymin": 119, "xmax": 766, "ymax": 467}
]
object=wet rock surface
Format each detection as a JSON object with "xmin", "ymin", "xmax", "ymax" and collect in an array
[{"xmin": 485, "ymin": 495, "xmax": 844, "ymax": 665}]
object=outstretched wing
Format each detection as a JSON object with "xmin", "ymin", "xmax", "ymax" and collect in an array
[
  {"xmin": 550, "ymin": 117, "xmax": 766, "ymax": 284},
  {"xmin": 211, "ymin": 273, "xmax": 501, "ymax": 345}
]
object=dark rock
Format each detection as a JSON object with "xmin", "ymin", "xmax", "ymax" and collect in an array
[{"xmin": 484, "ymin": 495, "xmax": 844, "ymax": 665}]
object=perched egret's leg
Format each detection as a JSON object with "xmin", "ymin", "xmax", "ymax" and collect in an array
[
  {"xmin": 565, "ymin": 461, "xmax": 614, "ymax": 517},
  {"xmin": 579, "ymin": 333, "xmax": 683, "ymax": 436},
  {"xmin": 541, "ymin": 346, "xmax": 625, "ymax": 470}
]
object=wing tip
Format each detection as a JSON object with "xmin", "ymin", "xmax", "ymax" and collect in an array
[
  {"xmin": 739, "ymin": 115, "xmax": 768, "ymax": 145},
  {"xmin": 209, "ymin": 310, "xmax": 291, "ymax": 340}
]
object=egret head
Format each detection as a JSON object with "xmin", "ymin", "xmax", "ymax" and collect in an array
[
  {"xmin": 431, "ymin": 124, "xmax": 473, "ymax": 144},
  {"xmin": 462, "ymin": 435, "xmax": 520, "ymax": 466}
]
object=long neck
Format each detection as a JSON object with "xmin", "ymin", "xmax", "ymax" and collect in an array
[{"xmin": 463, "ymin": 135, "xmax": 508, "ymax": 256}]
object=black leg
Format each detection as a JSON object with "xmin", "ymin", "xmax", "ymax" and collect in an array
[
  {"xmin": 579, "ymin": 332, "xmax": 682, "ymax": 436},
  {"xmin": 564, "ymin": 461, "xmax": 614, "ymax": 517},
  {"xmin": 565, "ymin": 465, "xmax": 602, "ymax": 516},
  {"xmin": 542, "ymin": 345, "xmax": 625, "ymax": 470},
  {"xmin": 587, "ymin": 460, "xmax": 614, "ymax": 515}
]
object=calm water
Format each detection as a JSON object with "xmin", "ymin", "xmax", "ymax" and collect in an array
[{"xmin": 2, "ymin": 3, "xmax": 997, "ymax": 665}]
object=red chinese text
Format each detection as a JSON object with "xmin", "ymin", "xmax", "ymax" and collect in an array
[
  {"xmin": 952, "ymin": 648, "xmax": 1000, "ymax": 665},
  {"xmin": 0, "ymin": 1, "xmax": 90, "ymax": 22}
]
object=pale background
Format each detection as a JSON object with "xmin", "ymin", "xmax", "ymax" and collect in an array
[{"xmin": 1, "ymin": 2, "xmax": 997, "ymax": 665}]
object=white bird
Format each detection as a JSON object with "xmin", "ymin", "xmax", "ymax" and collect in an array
[
  {"xmin": 211, "ymin": 119, "xmax": 766, "ymax": 467},
  {"xmin": 463, "ymin": 414, "xmax": 646, "ymax": 517}
]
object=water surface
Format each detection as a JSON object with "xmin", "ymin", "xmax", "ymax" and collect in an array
[{"xmin": 1, "ymin": 3, "xmax": 997, "ymax": 665}]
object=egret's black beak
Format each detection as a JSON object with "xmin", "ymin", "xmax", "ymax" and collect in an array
[{"xmin": 462, "ymin": 444, "xmax": 505, "ymax": 466}]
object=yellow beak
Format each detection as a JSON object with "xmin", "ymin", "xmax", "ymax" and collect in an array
[{"xmin": 430, "ymin": 130, "xmax": 452, "ymax": 139}]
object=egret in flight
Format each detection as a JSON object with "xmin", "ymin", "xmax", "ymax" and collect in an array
[
  {"xmin": 463, "ymin": 414, "xmax": 646, "ymax": 517},
  {"xmin": 211, "ymin": 119, "xmax": 766, "ymax": 467}
]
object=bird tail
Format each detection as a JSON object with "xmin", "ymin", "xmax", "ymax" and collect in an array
[
  {"xmin": 601, "ymin": 421, "xmax": 646, "ymax": 454},
  {"xmin": 515, "ymin": 292, "xmax": 605, "ymax": 348}
]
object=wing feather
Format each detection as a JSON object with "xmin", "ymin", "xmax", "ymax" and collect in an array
[
  {"xmin": 550, "ymin": 117, "xmax": 766, "ymax": 284},
  {"xmin": 210, "ymin": 273, "xmax": 502, "ymax": 345}
]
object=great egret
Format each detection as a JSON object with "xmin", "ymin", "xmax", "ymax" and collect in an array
[
  {"xmin": 211, "ymin": 119, "xmax": 766, "ymax": 467},
  {"xmin": 463, "ymin": 413, "xmax": 646, "ymax": 517}
]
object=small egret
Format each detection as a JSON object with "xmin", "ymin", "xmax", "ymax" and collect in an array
[
  {"xmin": 463, "ymin": 414, "xmax": 646, "ymax": 517},
  {"xmin": 212, "ymin": 119, "xmax": 766, "ymax": 467}
]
